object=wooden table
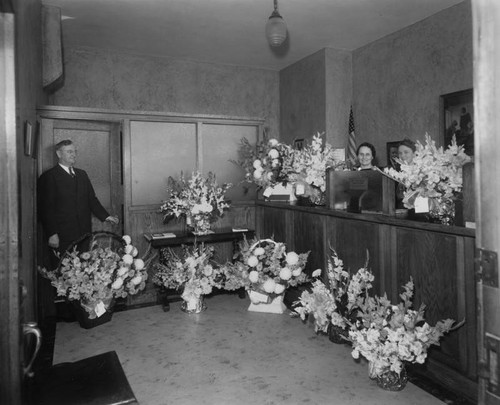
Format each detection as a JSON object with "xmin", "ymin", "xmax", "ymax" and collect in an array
[{"xmin": 144, "ymin": 229, "xmax": 255, "ymax": 311}]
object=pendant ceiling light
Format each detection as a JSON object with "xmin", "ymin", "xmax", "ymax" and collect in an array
[{"xmin": 265, "ymin": 0, "xmax": 287, "ymax": 47}]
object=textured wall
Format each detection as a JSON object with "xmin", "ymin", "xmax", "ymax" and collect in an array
[
  {"xmin": 353, "ymin": 1, "xmax": 473, "ymax": 167},
  {"xmin": 279, "ymin": 49, "xmax": 326, "ymax": 144},
  {"xmin": 279, "ymin": 48, "xmax": 352, "ymax": 148},
  {"xmin": 325, "ymin": 48, "xmax": 352, "ymax": 149},
  {"xmin": 49, "ymin": 47, "xmax": 280, "ymax": 136}
]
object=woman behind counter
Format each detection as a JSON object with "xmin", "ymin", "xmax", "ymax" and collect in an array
[
  {"xmin": 356, "ymin": 142, "xmax": 377, "ymax": 170},
  {"xmin": 395, "ymin": 138, "xmax": 417, "ymax": 209}
]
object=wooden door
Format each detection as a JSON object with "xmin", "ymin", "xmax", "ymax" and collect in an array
[
  {"xmin": 472, "ymin": 1, "xmax": 500, "ymax": 404},
  {"xmin": 39, "ymin": 118, "xmax": 124, "ymax": 236}
]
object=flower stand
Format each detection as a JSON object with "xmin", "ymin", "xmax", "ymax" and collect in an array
[{"xmin": 247, "ymin": 290, "xmax": 286, "ymax": 314}]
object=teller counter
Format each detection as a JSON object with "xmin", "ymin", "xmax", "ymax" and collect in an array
[{"xmin": 256, "ymin": 200, "xmax": 477, "ymax": 402}]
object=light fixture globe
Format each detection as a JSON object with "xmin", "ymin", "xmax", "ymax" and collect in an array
[{"xmin": 266, "ymin": 0, "xmax": 287, "ymax": 47}]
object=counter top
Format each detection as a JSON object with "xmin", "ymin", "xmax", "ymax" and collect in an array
[{"xmin": 257, "ymin": 200, "xmax": 475, "ymax": 238}]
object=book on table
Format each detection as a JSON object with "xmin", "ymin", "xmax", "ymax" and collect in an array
[{"xmin": 144, "ymin": 232, "xmax": 176, "ymax": 241}]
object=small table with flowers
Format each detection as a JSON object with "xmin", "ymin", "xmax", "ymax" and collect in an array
[{"xmin": 144, "ymin": 228, "xmax": 255, "ymax": 311}]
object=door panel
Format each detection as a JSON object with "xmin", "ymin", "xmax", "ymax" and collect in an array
[{"xmin": 40, "ymin": 119, "xmax": 123, "ymax": 236}]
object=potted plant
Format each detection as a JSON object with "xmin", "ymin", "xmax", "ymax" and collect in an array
[{"xmin": 39, "ymin": 232, "xmax": 148, "ymax": 328}]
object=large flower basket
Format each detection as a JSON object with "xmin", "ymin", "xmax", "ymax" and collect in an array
[{"xmin": 247, "ymin": 289, "xmax": 286, "ymax": 314}]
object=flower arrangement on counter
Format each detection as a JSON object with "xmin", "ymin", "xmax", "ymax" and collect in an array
[
  {"xmin": 39, "ymin": 233, "xmax": 147, "ymax": 319},
  {"xmin": 348, "ymin": 278, "xmax": 463, "ymax": 381},
  {"xmin": 384, "ymin": 134, "xmax": 471, "ymax": 224},
  {"xmin": 232, "ymin": 136, "xmax": 295, "ymax": 189},
  {"xmin": 231, "ymin": 237, "xmax": 309, "ymax": 296},
  {"xmin": 294, "ymin": 249, "xmax": 374, "ymax": 333},
  {"xmin": 160, "ymin": 171, "xmax": 232, "ymax": 234},
  {"xmin": 289, "ymin": 133, "xmax": 348, "ymax": 204}
]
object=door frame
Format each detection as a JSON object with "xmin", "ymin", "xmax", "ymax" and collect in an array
[{"xmin": 0, "ymin": 8, "xmax": 21, "ymax": 405}]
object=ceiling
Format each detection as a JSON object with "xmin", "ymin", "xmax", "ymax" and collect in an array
[{"xmin": 43, "ymin": 0, "xmax": 465, "ymax": 71}]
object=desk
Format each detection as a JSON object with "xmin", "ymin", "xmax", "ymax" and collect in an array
[{"xmin": 144, "ymin": 229, "xmax": 255, "ymax": 311}]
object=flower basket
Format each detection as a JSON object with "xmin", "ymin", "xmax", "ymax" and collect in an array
[
  {"xmin": 247, "ymin": 289, "xmax": 286, "ymax": 314},
  {"xmin": 229, "ymin": 237, "xmax": 309, "ymax": 314},
  {"xmin": 39, "ymin": 232, "xmax": 148, "ymax": 328}
]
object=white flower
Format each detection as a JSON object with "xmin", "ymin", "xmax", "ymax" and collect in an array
[
  {"xmin": 291, "ymin": 267, "xmax": 302, "ymax": 277},
  {"xmin": 122, "ymin": 254, "xmax": 133, "ymax": 265},
  {"xmin": 112, "ymin": 278, "xmax": 123, "ymax": 289},
  {"xmin": 249, "ymin": 270, "xmax": 260, "ymax": 283},
  {"xmin": 247, "ymin": 255, "xmax": 259, "ymax": 267},
  {"xmin": 132, "ymin": 247, "xmax": 138, "ymax": 257},
  {"xmin": 122, "ymin": 235, "xmax": 131, "ymax": 245},
  {"xmin": 274, "ymin": 283, "xmax": 285, "ymax": 294},
  {"xmin": 117, "ymin": 266, "xmax": 128, "ymax": 277},
  {"xmin": 268, "ymin": 138, "xmax": 279, "ymax": 146},
  {"xmin": 134, "ymin": 258, "xmax": 145, "ymax": 270},
  {"xmin": 131, "ymin": 275, "xmax": 142, "ymax": 285},
  {"xmin": 263, "ymin": 278, "xmax": 276, "ymax": 293},
  {"xmin": 253, "ymin": 247, "xmax": 265, "ymax": 256},
  {"xmin": 253, "ymin": 169, "xmax": 263, "ymax": 179},
  {"xmin": 124, "ymin": 244, "xmax": 133, "ymax": 254},
  {"xmin": 268, "ymin": 148, "xmax": 279, "ymax": 159},
  {"xmin": 312, "ymin": 269, "xmax": 322, "ymax": 278},
  {"xmin": 286, "ymin": 252, "xmax": 299, "ymax": 265},
  {"xmin": 279, "ymin": 267, "xmax": 292, "ymax": 280},
  {"xmin": 253, "ymin": 159, "xmax": 262, "ymax": 169}
]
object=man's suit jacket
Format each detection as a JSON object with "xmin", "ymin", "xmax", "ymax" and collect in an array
[{"xmin": 38, "ymin": 165, "xmax": 109, "ymax": 253}]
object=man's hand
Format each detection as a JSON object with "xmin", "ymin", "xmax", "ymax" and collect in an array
[
  {"xmin": 105, "ymin": 216, "xmax": 119, "ymax": 224},
  {"xmin": 48, "ymin": 234, "xmax": 59, "ymax": 248}
]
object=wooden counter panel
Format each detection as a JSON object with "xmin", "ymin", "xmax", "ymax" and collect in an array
[{"xmin": 256, "ymin": 202, "xmax": 477, "ymax": 399}]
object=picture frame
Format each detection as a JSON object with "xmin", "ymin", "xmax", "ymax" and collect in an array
[
  {"xmin": 386, "ymin": 141, "xmax": 400, "ymax": 169},
  {"xmin": 24, "ymin": 121, "xmax": 33, "ymax": 157},
  {"xmin": 440, "ymin": 88, "xmax": 473, "ymax": 156}
]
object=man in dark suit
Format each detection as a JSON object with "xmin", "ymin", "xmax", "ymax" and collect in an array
[{"xmin": 38, "ymin": 139, "xmax": 119, "ymax": 269}]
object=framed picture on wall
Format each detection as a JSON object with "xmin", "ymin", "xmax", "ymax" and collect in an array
[
  {"xmin": 440, "ymin": 88, "xmax": 473, "ymax": 156},
  {"xmin": 386, "ymin": 141, "xmax": 400, "ymax": 169}
]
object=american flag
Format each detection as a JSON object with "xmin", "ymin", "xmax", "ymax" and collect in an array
[{"xmin": 347, "ymin": 106, "xmax": 357, "ymax": 162}]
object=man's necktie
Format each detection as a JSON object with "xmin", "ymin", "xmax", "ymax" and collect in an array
[{"xmin": 69, "ymin": 167, "xmax": 76, "ymax": 178}]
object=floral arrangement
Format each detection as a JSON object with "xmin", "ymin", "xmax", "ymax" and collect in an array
[
  {"xmin": 152, "ymin": 244, "xmax": 224, "ymax": 302},
  {"xmin": 348, "ymin": 278, "xmax": 462, "ymax": 379},
  {"xmin": 294, "ymin": 249, "xmax": 374, "ymax": 333},
  {"xmin": 160, "ymin": 171, "xmax": 232, "ymax": 234},
  {"xmin": 231, "ymin": 237, "xmax": 309, "ymax": 295},
  {"xmin": 290, "ymin": 133, "xmax": 347, "ymax": 195},
  {"xmin": 39, "ymin": 235, "xmax": 147, "ymax": 319},
  {"xmin": 385, "ymin": 134, "xmax": 471, "ymax": 213},
  {"xmin": 232, "ymin": 136, "xmax": 295, "ymax": 189}
]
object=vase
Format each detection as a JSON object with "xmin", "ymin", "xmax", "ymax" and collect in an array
[
  {"xmin": 428, "ymin": 196, "xmax": 455, "ymax": 225},
  {"xmin": 70, "ymin": 299, "xmax": 114, "ymax": 329},
  {"xmin": 375, "ymin": 367, "xmax": 409, "ymax": 391},
  {"xmin": 187, "ymin": 214, "xmax": 213, "ymax": 235},
  {"xmin": 247, "ymin": 289, "xmax": 286, "ymax": 314},
  {"xmin": 181, "ymin": 294, "xmax": 207, "ymax": 314},
  {"xmin": 327, "ymin": 323, "xmax": 348, "ymax": 344}
]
